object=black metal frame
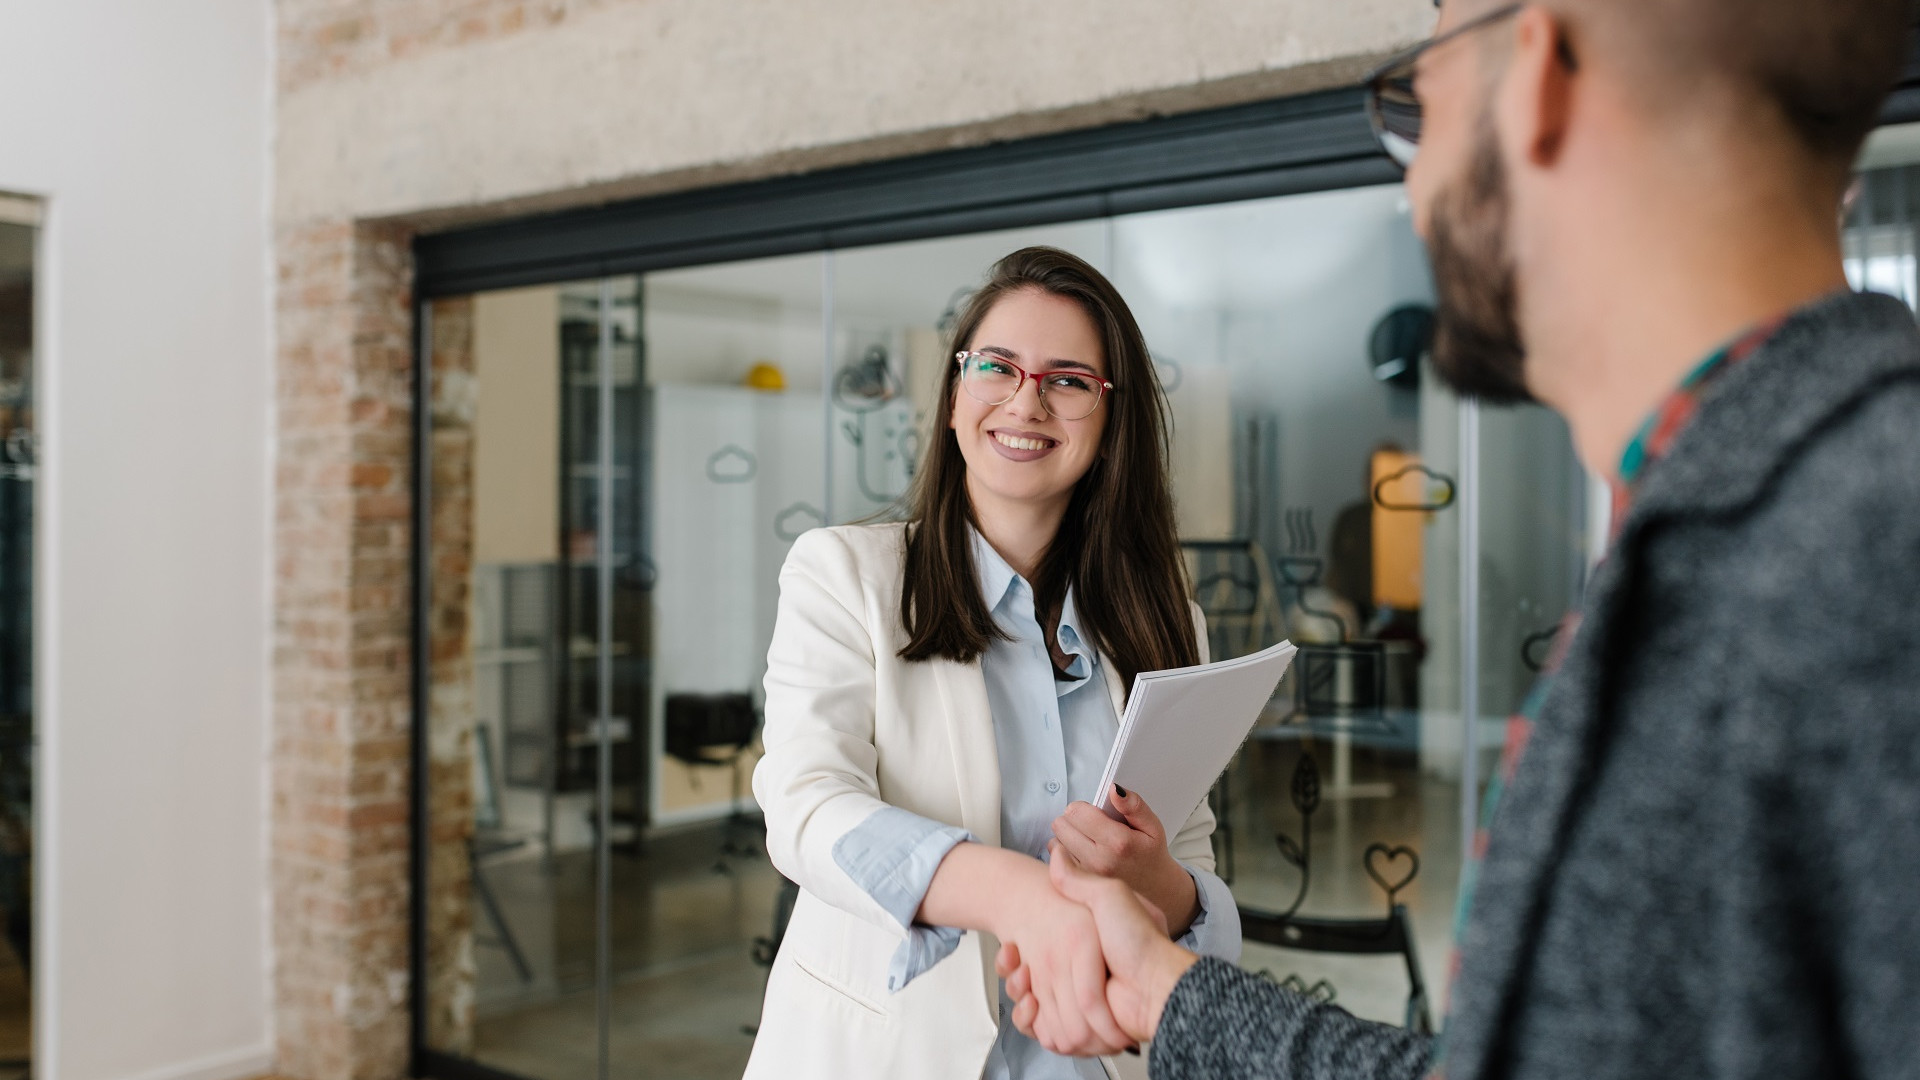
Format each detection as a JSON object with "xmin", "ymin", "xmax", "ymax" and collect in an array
[
  {"xmin": 413, "ymin": 87, "xmax": 1398, "ymax": 299},
  {"xmin": 405, "ymin": 43, "xmax": 1920, "ymax": 1074},
  {"xmin": 409, "ymin": 296, "xmax": 434, "ymax": 1071}
]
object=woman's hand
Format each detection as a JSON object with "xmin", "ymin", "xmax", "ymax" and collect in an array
[
  {"xmin": 996, "ymin": 846, "xmax": 1198, "ymax": 1052},
  {"xmin": 990, "ymin": 859, "xmax": 1138, "ymax": 1057},
  {"xmin": 1050, "ymin": 785, "xmax": 1201, "ymax": 937},
  {"xmin": 916, "ymin": 842, "xmax": 1133, "ymax": 1056}
]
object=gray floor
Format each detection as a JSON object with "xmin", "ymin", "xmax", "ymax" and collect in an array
[{"xmin": 460, "ymin": 736, "xmax": 1465, "ymax": 1080}]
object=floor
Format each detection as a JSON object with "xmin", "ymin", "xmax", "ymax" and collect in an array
[
  {"xmin": 457, "ymin": 734, "xmax": 1465, "ymax": 1080},
  {"xmin": 0, "ymin": 928, "xmax": 27, "ymax": 1078},
  {"xmin": 466, "ymin": 821, "xmax": 784, "ymax": 1080}
]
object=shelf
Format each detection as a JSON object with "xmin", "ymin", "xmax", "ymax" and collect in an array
[
  {"xmin": 566, "ymin": 715, "xmax": 633, "ymax": 748},
  {"xmin": 568, "ymin": 639, "xmax": 633, "ymax": 660}
]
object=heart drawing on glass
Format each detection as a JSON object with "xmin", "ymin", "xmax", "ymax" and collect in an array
[{"xmin": 1363, "ymin": 843, "xmax": 1420, "ymax": 899}]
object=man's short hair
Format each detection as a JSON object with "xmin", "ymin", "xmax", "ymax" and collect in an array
[{"xmin": 1562, "ymin": 0, "xmax": 1915, "ymax": 171}]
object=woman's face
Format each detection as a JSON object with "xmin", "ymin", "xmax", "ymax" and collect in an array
[{"xmin": 950, "ymin": 287, "xmax": 1110, "ymax": 519}]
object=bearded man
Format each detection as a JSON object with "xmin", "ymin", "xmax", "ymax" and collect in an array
[{"xmin": 999, "ymin": 1, "xmax": 1920, "ymax": 1077}]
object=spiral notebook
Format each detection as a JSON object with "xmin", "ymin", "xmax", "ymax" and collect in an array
[{"xmin": 1093, "ymin": 639, "xmax": 1298, "ymax": 826}]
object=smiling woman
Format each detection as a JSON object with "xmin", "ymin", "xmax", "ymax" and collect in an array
[
  {"xmin": 749, "ymin": 246, "xmax": 1236, "ymax": 1080},
  {"xmin": 901, "ymin": 248, "xmax": 1196, "ymax": 687}
]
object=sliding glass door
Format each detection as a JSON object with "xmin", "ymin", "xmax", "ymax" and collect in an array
[{"xmin": 417, "ymin": 181, "xmax": 1599, "ymax": 1076}]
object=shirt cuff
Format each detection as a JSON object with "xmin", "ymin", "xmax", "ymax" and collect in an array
[
  {"xmin": 831, "ymin": 805, "xmax": 976, "ymax": 991},
  {"xmin": 1173, "ymin": 861, "xmax": 1242, "ymax": 961}
]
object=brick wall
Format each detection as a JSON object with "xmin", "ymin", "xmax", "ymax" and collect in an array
[{"xmin": 273, "ymin": 220, "xmax": 416, "ymax": 1080}]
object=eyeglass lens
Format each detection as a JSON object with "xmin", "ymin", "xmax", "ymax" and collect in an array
[
  {"xmin": 959, "ymin": 354, "xmax": 1104, "ymax": 421},
  {"xmin": 1371, "ymin": 63, "xmax": 1421, "ymax": 168}
]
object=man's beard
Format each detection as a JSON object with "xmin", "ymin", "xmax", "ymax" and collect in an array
[{"xmin": 1426, "ymin": 119, "xmax": 1533, "ymax": 404}]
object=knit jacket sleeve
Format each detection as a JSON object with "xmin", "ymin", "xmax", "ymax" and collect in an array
[{"xmin": 1149, "ymin": 958, "xmax": 1433, "ymax": 1080}]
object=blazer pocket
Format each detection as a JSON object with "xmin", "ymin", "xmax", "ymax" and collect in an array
[{"xmin": 789, "ymin": 951, "xmax": 890, "ymax": 1017}]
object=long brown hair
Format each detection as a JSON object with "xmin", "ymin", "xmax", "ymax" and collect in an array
[{"xmin": 897, "ymin": 246, "xmax": 1197, "ymax": 690}]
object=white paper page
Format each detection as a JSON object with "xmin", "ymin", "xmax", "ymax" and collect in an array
[{"xmin": 1093, "ymin": 639, "xmax": 1297, "ymax": 828}]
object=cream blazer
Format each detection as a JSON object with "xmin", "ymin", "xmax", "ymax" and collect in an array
[{"xmin": 746, "ymin": 522, "xmax": 1218, "ymax": 1080}]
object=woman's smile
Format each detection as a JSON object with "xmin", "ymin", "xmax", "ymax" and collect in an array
[{"xmin": 990, "ymin": 428, "xmax": 1061, "ymax": 459}]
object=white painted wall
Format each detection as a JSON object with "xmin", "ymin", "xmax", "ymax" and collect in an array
[{"xmin": 0, "ymin": 3, "xmax": 274, "ymax": 1080}]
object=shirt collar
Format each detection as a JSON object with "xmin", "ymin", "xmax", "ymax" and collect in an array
[
  {"xmin": 969, "ymin": 528, "xmax": 1094, "ymax": 676},
  {"xmin": 970, "ymin": 527, "xmax": 1021, "ymax": 614},
  {"xmin": 1610, "ymin": 315, "xmax": 1787, "ymax": 535},
  {"xmin": 1618, "ymin": 317, "xmax": 1786, "ymax": 487}
]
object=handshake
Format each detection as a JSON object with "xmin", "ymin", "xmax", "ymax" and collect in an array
[{"xmin": 991, "ymin": 787, "xmax": 1209, "ymax": 1059}]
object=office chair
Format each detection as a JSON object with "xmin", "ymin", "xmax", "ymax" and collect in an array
[{"xmin": 664, "ymin": 692, "xmax": 763, "ymax": 871}]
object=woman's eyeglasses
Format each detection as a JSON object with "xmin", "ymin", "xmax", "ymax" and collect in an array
[
  {"xmin": 954, "ymin": 351, "xmax": 1113, "ymax": 421},
  {"xmin": 1364, "ymin": 3, "xmax": 1524, "ymax": 169}
]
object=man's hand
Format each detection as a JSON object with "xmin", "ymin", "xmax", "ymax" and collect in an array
[
  {"xmin": 1051, "ymin": 785, "xmax": 1202, "ymax": 936},
  {"xmin": 996, "ymin": 843, "xmax": 1202, "ymax": 1055}
]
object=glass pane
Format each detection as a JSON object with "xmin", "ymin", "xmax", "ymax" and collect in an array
[
  {"xmin": 422, "ymin": 281, "xmax": 563, "ymax": 1070},
  {"xmin": 623, "ymin": 253, "xmax": 826, "ymax": 1077},
  {"xmin": 1109, "ymin": 185, "xmax": 1462, "ymax": 1026},
  {"xmin": 1474, "ymin": 406, "xmax": 1592, "ymax": 795},
  {"xmin": 0, "ymin": 219, "xmax": 33, "ymax": 1070},
  {"xmin": 422, "ymin": 277, "xmax": 650, "ymax": 1078},
  {"xmin": 827, "ymin": 221, "xmax": 1112, "ymax": 523},
  {"xmin": 427, "ymin": 257, "xmax": 828, "ymax": 1080},
  {"xmin": 1847, "ymin": 162, "xmax": 1920, "ymax": 313}
]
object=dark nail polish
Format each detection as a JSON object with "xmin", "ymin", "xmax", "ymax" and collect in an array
[
  {"xmin": 1114, "ymin": 784, "xmax": 1128, "ymax": 798},
  {"xmin": 1125, "ymin": 1045, "xmax": 1141, "ymax": 1056}
]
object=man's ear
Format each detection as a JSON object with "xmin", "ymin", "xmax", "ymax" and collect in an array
[{"xmin": 1499, "ymin": 6, "xmax": 1576, "ymax": 169}]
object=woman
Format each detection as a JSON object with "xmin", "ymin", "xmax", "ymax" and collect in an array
[{"xmin": 748, "ymin": 247, "xmax": 1239, "ymax": 1080}]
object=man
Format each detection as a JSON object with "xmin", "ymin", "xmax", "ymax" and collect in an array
[{"xmin": 999, "ymin": 0, "xmax": 1920, "ymax": 1076}]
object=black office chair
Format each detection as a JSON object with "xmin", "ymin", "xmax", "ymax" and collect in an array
[{"xmin": 664, "ymin": 692, "xmax": 763, "ymax": 871}]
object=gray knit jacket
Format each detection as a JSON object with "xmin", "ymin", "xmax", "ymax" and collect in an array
[{"xmin": 1151, "ymin": 290, "xmax": 1920, "ymax": 1080}]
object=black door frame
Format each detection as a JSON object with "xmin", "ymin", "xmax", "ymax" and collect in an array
[{"xmin": 407, "ymin": 53, "xmax": 1920, "ymax": 1076}]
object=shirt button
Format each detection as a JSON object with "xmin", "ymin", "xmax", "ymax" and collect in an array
[{"xmin": 1046, "ymin": 780, "xmax": 1061, "ymax": 794}]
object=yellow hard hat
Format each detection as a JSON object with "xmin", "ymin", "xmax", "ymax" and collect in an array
[{"xmin": 744, "ymin": 362, "xmax": 786, "ymax": 391}]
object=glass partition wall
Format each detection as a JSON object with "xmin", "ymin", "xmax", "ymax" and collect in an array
[{"xmin": 420, "ymin": 183, "xmax": 1596, "ymax": 1078}]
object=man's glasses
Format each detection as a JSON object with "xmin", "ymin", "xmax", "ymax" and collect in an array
[
  {"xmin": 1364, "ymin": 3, "xmax": 1524, "ymax": 169},
  {"xmin": 955, "ymin": 351, "xmax": 1113, "ymax": 421}
]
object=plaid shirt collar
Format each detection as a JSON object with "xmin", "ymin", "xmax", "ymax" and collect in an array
[{"xmin": 1612, "ymin": 318, "xmax": 1788, "ymax": 523}]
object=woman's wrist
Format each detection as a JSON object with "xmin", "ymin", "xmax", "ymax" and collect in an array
[
  {"xmin": 920, "ymin": 842, "xmax": 1052, "ymax": 939},
  {"xmin": 1146, "ymin": 852, "xmax": 1202, "ymax": 937},
  {"xmin": 985, "ymin": 851, "xmax": 1060, "ymax": 939}
]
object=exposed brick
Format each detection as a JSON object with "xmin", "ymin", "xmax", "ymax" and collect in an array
[{"xmin": 273, "ymin": 220, "xmax": 425, "ymax": 1080}]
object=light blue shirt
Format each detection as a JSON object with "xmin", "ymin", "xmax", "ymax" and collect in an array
[{"xmin": 832, "ymin": 530, "xmax": 1241, "ymax": 1080}]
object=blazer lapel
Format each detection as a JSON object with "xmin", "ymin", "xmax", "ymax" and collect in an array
[{"xmin": 933, "ymin": 658, "xmax": 1002, "ymax": 851}]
